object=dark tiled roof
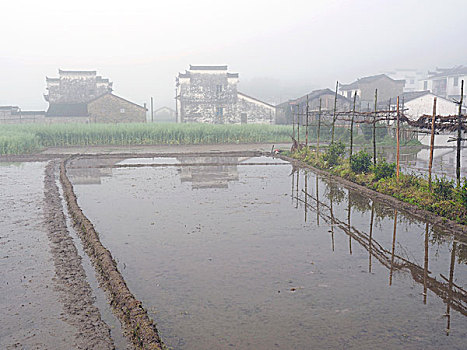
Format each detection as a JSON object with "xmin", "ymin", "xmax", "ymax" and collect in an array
[
  {"xmin": 340, "ymin": 74, "xmax": 404, "ymax": 90},
  {"xmin": 46, "ymin": 77, "xmax": 60, "ymax": 82},
  {"xmin": 227, "ymin": 73, "xmax": 239, "ymax": 78},
  {"xmin": 46, "ymin": 103, "xmax": 88, "ymax": 117},
  {"xmin": 11, "ymin": 110, "xmax": 45, "ymax": 115},
  {"xmin": 189, "ymin": 65, "xmax": 228, "ymax": 71},
  {"xmin": 428, "ymin": 65, "xmax": 467, "ymax": 79}
]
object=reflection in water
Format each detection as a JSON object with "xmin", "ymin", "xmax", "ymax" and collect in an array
[
  {"xmin": 177, "ymin": 156, "xmax": 240, "ymax": 189},
  {"xmin": 67, "ymin": 157, "xmax": 126, "ymax": 184},
  {"xmin": 294, "ymin": 170, "xmax": 467, "ymax": 334}
]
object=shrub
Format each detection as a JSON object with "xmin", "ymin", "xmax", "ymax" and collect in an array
[
  {"xmin": 433, "ymin": 176, "xmax": 454, "ymax": 201},
  {"xmin": 323, "ymin": 141, "xmax": 345, "ymax": 167},
  {"xmin": 350, "ymin": 150, "xmax": 372, "ymax": 173},
  {"xmin": 373, "ymin": 160, "xmax": 396, "ymax": 181}
]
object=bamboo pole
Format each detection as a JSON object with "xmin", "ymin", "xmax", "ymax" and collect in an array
[
  {"xmin": 350, "ymin": 92, "xmax": 357, "ymax": 158},
  {"xmin": 306, "ymin": 95, "xmax": 309, "ymax": 147},
  {"xmin": 456, "ymin": 80, "xmax": 464, "ymax": 188},
  {"xmin": 317, "ymin": 98, "xmax": 322, "ymax": 156},
  {"xmin": 297, "ymin": 104, "xmax": 300, "ymax": 146},
  {"xmin": 331, "ymin": 81, "xmax": 338, "ymax": 144},
  {"xmin": 292, "ymin": 105, "xmax": 296, "ymax": 141},
  {"xmin": 373, "ymin": 89, "xmax": 378, "ymax": 165},
  {"xmin": 396, "ymin": 96, "xmax": 400, "ymax": 180},
  {"xmin": 428, "ymin": 97, "xmax": 437, "ymax": 190}
]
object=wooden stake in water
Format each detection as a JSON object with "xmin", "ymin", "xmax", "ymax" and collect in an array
[
  {"xmin": 396, "ymin": 96, "xmax": 400, "ymax": 180},
  {"xmin": 445, "ymin": 241, "xmax": 457, "ymax": 335},
  {"xmin": 456, "ymin": 80, "xmax": 464, "ymax": 188},
  {"xmin": 292, "ymin": 105, "xmax": 296, "ymax": 141},
  {"xmin": 373, "ymin": 89, "xmax": 377, "ymax": 165},
  {"xmin": 297, "ymin": 104, "xmax": 300, "ymax": 146},
  {"xmin": 331, "ymin": 81, "xmax": 338, "ymax": 144},
  {"xmin": 368, "ymin": 201, "xmax": 375, "ymax": 273},
  {"xmin": 423, "ymin": 222, "xmax": 429, "ymax": 304},
  {"xmin": 350, "ymin": 92, "xmax": 357, "ymax": 158},
  {"xmin": 428, "ymin": 97, "xmax": 437, "ymax": 190}
]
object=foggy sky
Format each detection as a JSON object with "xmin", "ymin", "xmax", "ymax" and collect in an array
[{"xmin": 1, "ymin": 0, "xmax": 466, "ymax": 110}]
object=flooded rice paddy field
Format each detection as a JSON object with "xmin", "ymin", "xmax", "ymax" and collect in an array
[{"xmin": 70, "ymin": 155, "xmax": 467, "ymax": 350}]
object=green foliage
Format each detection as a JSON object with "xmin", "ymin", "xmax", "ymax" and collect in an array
[
  {"xmin": 458, "ymin": 178, "xmax": 467, "ymax": 207},
  {"xmin": 322, "ymin": 141, "xmax": 345, "ymax": 167},
  {"xmin": 0, "ymin": 123, "xmax": 293, "ymax": 155},
  {"xmin": 350, "ymin": 150, "xmax": 372, "ymax": 173},
  {"xmin": 361, "ymin": 122, "xmax": 388, "ymax": 141},
  {"xmin": 433, "ymin": 176, "xmax": 454, "ymax": 201},
  {"xmin": 372, "ymin": 160, "xmax": 396, "ymax": 181}
]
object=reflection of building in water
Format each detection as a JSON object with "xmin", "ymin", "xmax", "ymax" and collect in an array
[
  {"xmin": 177, "ymin": 156, "xmax": 244, "ymax": 189},
  {"xmin": 66, "ymin": 157, "xmax": 126, "ymax": 184}
]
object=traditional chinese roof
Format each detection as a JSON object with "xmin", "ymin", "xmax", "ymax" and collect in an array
[
  {"xmin": 428, "ymin": 65, "xmax": 467, "ymax": 79},
  {"xmin": 46, "ymin": 103, "xmax": 88, "ymax": 117},
  {"xmin": 340, "ymin": 74, "xmax": 405, "ymax": 90},
  {"xmin": 189, "ymin": 65, "xmax": 228, "ymax": 71}
]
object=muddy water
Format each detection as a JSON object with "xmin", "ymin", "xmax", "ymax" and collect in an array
[{"xmin": 71, "ymin": 156, "xmax": 467, "ymax": 350}]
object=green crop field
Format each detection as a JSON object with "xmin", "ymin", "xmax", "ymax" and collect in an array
[{"xmin": 0, "ymin": 123, "xmax": 294, "ymax": 155}]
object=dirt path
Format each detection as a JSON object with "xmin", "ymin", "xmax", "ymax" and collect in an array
[{"xmin": 43, "ymin": 161, "xmax": 115, "ymax": 349}]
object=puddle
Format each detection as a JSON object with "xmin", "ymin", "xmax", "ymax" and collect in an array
[{"xmin": 71, "ymin": 155, "xmax": 467, "ymax": 350}]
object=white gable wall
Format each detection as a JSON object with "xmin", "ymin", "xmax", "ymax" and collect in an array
[{"xmin": 405, "ymin": 94, "xmax": 458, "ymax": 120}]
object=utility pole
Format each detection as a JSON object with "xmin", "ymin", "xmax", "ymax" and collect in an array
[
  {"xmin": 150, "ymin": 97, "xmax": 154, "ymax": 123},
  {"xmin": 317, "ymin": 98, "xmax": 322, "ymax": 155}
]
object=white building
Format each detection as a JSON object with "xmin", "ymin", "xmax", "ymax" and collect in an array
[
  {"xmin": 399, "ymin": 91, "xmax": 463, "ymax": 147},
  {"xmin": 420, "ymin": 66, "xmax": 467, "ymax": 102},
  {"xmin": 384, "ymin": 69, "xmax": 425, "ymax": 92}
]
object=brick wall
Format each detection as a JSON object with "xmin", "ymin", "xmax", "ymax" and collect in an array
[{"xmin": 87, "ymin": 94, "xmax": 146, "ymax": 123}]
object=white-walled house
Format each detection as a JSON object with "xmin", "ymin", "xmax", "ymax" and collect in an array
[
  {"xmin": 399, "ymin": 91, "xmax": 463, "ymax": 147},
  {"xmin": 420, "ymin": 66, "xmax": 467, "ymax": 102}
]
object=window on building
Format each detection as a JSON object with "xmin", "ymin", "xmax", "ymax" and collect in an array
[
  {"xmin": 216, "ymin": 107, "xmax": 224, "ymax": 117},
  {"xmin": 216, "ymin": 85, "xmax": 223, "ymax": 95},
  {"xmin": 423, "ymin": 81, "xmax": 428, "ymax": 90},
  {"xmin": 410, "ymin": 79, "xmax": 415, "ymax": 84},
  {"xmin": 347, "ymin": 91, "xmax": 351, "ymax": 98},
  {"xmin": 241, "ymin": 113, "xmax": 247, "ymax": 124},
  {"xmin": 120, "ymin": 108, "xmax": 125, "ymax": 114},
  {"xmin": 454, "ymin": 77, "xmax": 459, "ymax": 86}
]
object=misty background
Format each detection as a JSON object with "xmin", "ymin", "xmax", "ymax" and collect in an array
[{"xmin": 1, "ymin": 0, "xmax": 466, "ymax": 110}]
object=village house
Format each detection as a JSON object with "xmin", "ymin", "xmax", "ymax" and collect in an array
[
  {"xmin": 44, "ymin": 70, "xmax": 146, "ymax": 123},
  {"xmin": 275, "ymin": 88, "xmax": 351, "ymax": 125},
  {"xmin": 384, "ymin": 68, "xmax": 426, "ymax": 92},
  {"xmin": 175, "ymin": 65, "xmax": 275, "ymax": 124},
  {"xmin": 395, "ymin": 90, "xmax": 464, "ymax": 147},
  {"xmin": 153, "ymin": 106, "xmax": 176, "ymax": 123},
  {"xmin": 339, "ymin": 74, "xmax": 405, "ymax": 109},
  {"xmin": 421, "ymin": 66, "xmax": 467, "ymax": 102}
]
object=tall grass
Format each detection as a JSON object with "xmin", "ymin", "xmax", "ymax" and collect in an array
[{"xmin": 0, "ymin": 123, "xmax": 293, "ymax": 155}]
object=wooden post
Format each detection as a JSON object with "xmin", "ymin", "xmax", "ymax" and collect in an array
[
  {"xmin": 350, "ymin": 92, "xmax": 357, "ymax": 158},
  {"xmin": 292, "ymin": 105, "xmax": 296, "ymax": 141},
  {"xmin": 150, "ymin": 97, "xmax": 154, "ymax": 123},
  {"xmin": 347, "ymin": 190, "xmax": 352, "ymax": 255},
  {"xmin": 297, "ymin": 104, "xmax": 300, "ymax": 146},
  {"xmin": 331, "ymin": 81, "xmax": 338, "ymax": 144},
  {"xmin": 306, "ymin": 94, "xmax": 309, "ymax": 147},
  {"xmin": 396, "ymin": 96, "xmax": 400, "ymax": 180},
  {"xmin": 456, "ymin": 80, "xmax": 464, "ymax": 188},
  {"xmin": 317, "ymin": 98, "xmax": 322, "ymax": 156},
  {"xmin": 316, "ymin": 175, "xmax": 320, "ymax": 226},
  {"xmin": 428, "ymin": 97, "xmax": 437, "ymax": 190},
  {"xmin": 304, "ymin": 173, "xmax": 308, "ymax": 222},
  {"xmin": 373, "ymin": 89, "xmax": 377, "ymax": 165}
]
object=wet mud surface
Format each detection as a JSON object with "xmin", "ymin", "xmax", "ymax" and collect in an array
[{"xmin": 71, "ymin": 154, "xmax": 467, "ymax": 349}]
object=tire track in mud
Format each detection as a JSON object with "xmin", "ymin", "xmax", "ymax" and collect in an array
[
  {"xmin": 44, "ymin": 160, "xmax": 115, "ymax": 349},
  {"xmin": 59, "ymin": 157, "xmax": 165, "ymax": 350}
]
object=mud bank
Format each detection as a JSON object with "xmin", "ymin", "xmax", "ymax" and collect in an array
[
  {"xmin": 43, "ymin": 161, "xmax": 115, "ymax": 349},
  {"xmin": 281, "ymin": 155, "xmax": 467, "ymax": 239},
  {"xmin": 59, "ymin": 157, "xmax": 164, "ymax": 350}
]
